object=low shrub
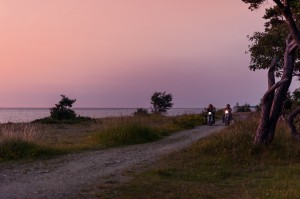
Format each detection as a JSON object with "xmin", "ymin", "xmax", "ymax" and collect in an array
[
  {"xmin": 32, "ymin": 116, "xmax": 95, "ymax": 124},
  {"xmin": 235, "ymin": 103, "xmax": 252, "ymax": 112},
  {"xmin": 133, "ymin": 108, "xmax": 149, "ymax": 116}
]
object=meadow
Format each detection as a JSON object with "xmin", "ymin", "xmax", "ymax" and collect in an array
[
  {"xmin": 0, "ymin": 113, "xmax": 206, "ymax": 162},
  {"xmin": 97, "ymin": 113, "xmax": 300, "ymax": 199},
  {"xmin": 3, "ymin": 111, "xmax": 298, "ymax": 198}
]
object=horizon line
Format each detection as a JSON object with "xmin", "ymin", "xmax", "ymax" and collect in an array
[{"xmin": 0, "ymin": 107, "xmax": 208, "ymax": 109}]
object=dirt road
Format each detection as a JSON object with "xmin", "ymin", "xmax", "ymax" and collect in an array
[{"xmin": 0, "ymin": 121, "xmax": 226, "ymax": 199}]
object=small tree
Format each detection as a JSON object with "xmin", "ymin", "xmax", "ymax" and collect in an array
[
  {"xmin": 236, "ymin": 103, "xmax": 252, "ymax": 112},
  {"xmin": 150, "ymin": 91, "xmax": 173, "ymax": 114},
  {"xmin": 234, "ymin": 102, "xmax": 240, "ymax": 112},
  {"xmin": 50, "ymin": 95, "xmax": 77, "ymax": 120}
]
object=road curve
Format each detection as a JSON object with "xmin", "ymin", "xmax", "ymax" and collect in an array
[{"xmin": 0, "ymin": 121, "xmax": 226, "ymax": 199}]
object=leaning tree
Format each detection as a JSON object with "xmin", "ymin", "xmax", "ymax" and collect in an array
[
  {"xmin": 150, "ymin": 91, "xmax": 173, "ymax": 114},
  {"xmin": 243, "ymin": 0, "xmax": 300, "ymax": 145},
  {"xmin": 50, "ymin": 95, "xmax": 77, "ymax": 120}
]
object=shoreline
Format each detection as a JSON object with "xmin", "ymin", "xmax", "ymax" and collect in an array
[{"xmin": 0, "ymin": 108, "xmax": 205, "ymax": 123}]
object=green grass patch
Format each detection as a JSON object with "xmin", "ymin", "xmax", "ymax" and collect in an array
[
  {"xmin": 0, "ymin": 139, "xmax": 63, "ymax": 162},
  {"xmin": 172, "ymin": 114, "xmax": 206, "ymax": 129},
  {"xmin": 90, "ymin": 114, "xmax": 206, "ymax": 147},
  {"xmin": 98, "ymin": 113, "xmax": 300, "ymax": 198},
  {"xmin": 91, "ymin": 117, "xmax": 162, "ymax": 147}
]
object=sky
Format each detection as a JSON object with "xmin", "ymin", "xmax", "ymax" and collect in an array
[{"xmin": 0, "ymin": 0, "xmax": 292, "ymax": 108}]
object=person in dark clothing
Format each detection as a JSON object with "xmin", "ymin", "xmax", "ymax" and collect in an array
[
  {"xmin": 223, "ymin": 104, "xmax": 232, "ymax": 123},
  {"xmin": 206, "ymin": 104, "xmax": 216, "ymax": 124}
]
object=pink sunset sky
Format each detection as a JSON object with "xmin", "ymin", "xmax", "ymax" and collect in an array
[{"xmin": 0, "ymin": 0, "xmax": 294, "ymax": 108}]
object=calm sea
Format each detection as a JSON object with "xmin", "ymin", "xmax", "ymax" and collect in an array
[{"xmin": 0, "ymin": 108, "xmax": 204, "ymax": 123}]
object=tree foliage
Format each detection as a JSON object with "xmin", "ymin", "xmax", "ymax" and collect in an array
[
  {"xmin": 283, "ymin": 89, "xmax": 300, "ymax": 113},
  {"xmin": 150, "ymin": 92, "xmax": 173, "ymax": 114},
  {"xmin": 243, "ymin": 0, "xmax": 300, "ymax": 145},
  {"xmin": 246, "ymin": 1, "xmax": 300, "ymax": 76},
  {"xmin": 50, "ymin": 95, "xmax": 77, "ymax": 120}
]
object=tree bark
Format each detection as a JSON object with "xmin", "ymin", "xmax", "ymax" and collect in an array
[
  {"xmin": 254, "ymin": 56, "xmax": 277, "ymax": 145},
  {"xmin": 254, "ymin": 36, "xmax": 297, "ymax": 145},
  {"xmin": 267, "ymin": 37, "xmax": 296, "ymax": 142}
]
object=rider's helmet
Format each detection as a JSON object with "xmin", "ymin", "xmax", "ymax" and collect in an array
[{"xmin": 226, "ymin": 104, "xmax": 230, "ymax": 108}]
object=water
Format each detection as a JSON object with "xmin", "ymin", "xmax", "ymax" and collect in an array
[{"xmin": 0, "ymin": 108, "xmax": 205, "ymax": 123}]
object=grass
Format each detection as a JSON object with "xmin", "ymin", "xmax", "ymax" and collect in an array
[
  {"xmin": 172, "ymin": 114, "xmax": 206, "ymax": 129},
  {"xmin": 90, "ymin": 117, "xmax": 161, "ymax": 147},
  {"xmin": 0, "ymin": 124, "xmax": 63, "ymax": 161},
  {"xmin": 0, "ymin": 113, "xmax": 205, "ymax": 162},
  {"xmin": 91, "ymin": 114, "xmax": 206, "ymax": 147},
  {"xmin": 0, "ymin": 139, "xmax": 62, "ymax": 161},
  {"xmin": 0, "ymin": 123, "xmax": 41, "ymax": 142},
  {"xmin": 97, "ymin": 113, "xmax": 300, "ymax": 199}
]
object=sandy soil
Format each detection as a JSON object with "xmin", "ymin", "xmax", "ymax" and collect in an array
[{"xmin": 0, "ymin": 121, "xmax": 227, "ymax": 199}]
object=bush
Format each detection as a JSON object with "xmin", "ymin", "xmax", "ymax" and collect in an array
[
  {"xmin": 133, "ymin": 108, "xmax": 149, "ymax": 116},
  {"xmin": 32, "ymin": 116, "xmax": 95, "ymax": 124},
  {"xmin": 236, "ymin": 103, "xmax": 252, "ymax": 112}
]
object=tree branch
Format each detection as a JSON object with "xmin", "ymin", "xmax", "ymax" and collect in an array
[
  {"xmin": 262, "ymin": 78, "xmax": 289, "ymax": 103},
  {"xmin": 273, "ymin": 0, "xmax": 285, "ymax": 9},
  {"xmin": 268, "ymin": 55, "xmax": 277, "ymax": 88},
  {"xmin": 293, "ymin": 72, "xmax": 300, "ymax": 76},
  {"xmin": 273, "ymin": 0, "xmax": 300, "ymax": 48},
  {"xmin": 286, "ymin": 37, "xmax": 298, "ymax": 52}
]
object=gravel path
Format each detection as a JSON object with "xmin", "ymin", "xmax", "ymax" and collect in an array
[{"xmin": 0, "ymin": 121, "xmax": 226, "ymax": 199}]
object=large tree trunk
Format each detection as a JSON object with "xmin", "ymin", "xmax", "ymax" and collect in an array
[
  {"xmin": 254, "ymin": 36, "xmax": 297, "ymax": 145},
  {"xmin": 274, "ymin": 0, "xmax": 300, "ymax": 140},
  {"xmin": 254, "ymin": 57, "xmax": 277, "ymax": 144}
]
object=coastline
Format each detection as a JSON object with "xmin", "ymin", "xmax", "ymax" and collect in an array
[{"xmin": 0, "ymin": 108, "xmax": 205, "ymax": 123}]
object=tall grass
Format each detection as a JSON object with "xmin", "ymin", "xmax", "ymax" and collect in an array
[
  {"xmin": 172, "ymin": 114, "xmax": 206, "ymax": 129},
  {"xmin": 0, "ymin": 124, "xmax": 62, "ymax": 161},
  {"xmin": 191, "ymin": 113, "xmax": 258, "ymax": 164},
  {"xmin": 0, "ymin": 124, "xmax": 41, "ymax": 143},
  {"xmin": 90, "ymin": 114, "xmax": 206, "ymax": 147},
  {"xmin": 0, "ymin": 114, "xmax": 206, "ymax": 162},
  {"xmin": 91, "ymin": 117, "xmax": 162, "ymax": 147},
  {"xmin": 99, "ymin": 113, "xmax": 300, "ymax": 198}
]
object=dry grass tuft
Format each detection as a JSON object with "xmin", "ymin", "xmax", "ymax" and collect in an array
[{"xmin": 0, "ymin": 124, "xmax": 41, "ymax": 143}]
